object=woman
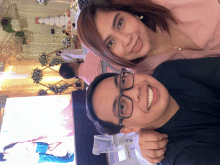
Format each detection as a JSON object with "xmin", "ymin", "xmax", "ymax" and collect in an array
[
  {"xmin": 77, "ymin": 0, "xmax": 220, "ymax": 74},
  {"xmin": 86, "ymin": 57, "xmax": 220, "ymax": 165},
  {"xmin": 0, "ymin": 142, "xmax": 74, "ymax": 163}
]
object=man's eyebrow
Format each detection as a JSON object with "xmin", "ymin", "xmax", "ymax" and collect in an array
[
  {"xmin": 104, "ymin": 13, "xmax": 120, "ymax": 44},
  {"xmin": 112, "ymin": 97, "xmax": 118, "ymax": 118},
  {"xmin": 114, "ymin": 75, "xmax": 119, "ymax": 88},
  {"xmin": 112, "ymin": 75, "xmax": 120, "ymax": 117}
]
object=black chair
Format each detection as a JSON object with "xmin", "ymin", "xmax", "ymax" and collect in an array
[{"xmin": 72, "ymin": 90, "xmax": 108, "ymax": 165}]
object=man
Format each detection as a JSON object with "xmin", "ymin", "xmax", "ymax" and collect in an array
[
  {"xmin": 59, "ymin": 51, "xmax": 121, "ymax": 84},
  {"xmin": 56, "ymin": 48, "xmax": 86, "ymax": 63},
  {"xmin": 86, "ymin": 57, "xmax": 220, "ymax": 165},
  {"xmin": 78, "ymin": 52, "xmax": 121, "ymax": 84},
  {"xmin": 62, "ymin": 30, "xmax": 70, "ymax": 36},
  {"xmin": 59, "ymin": 62, "xmax": 80, "ymax": 79}
]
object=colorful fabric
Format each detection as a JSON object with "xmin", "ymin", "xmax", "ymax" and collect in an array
[
  {"xmin": 36, "ymin": 142, "xmax": 48, "ymax": 154},
  {"xmin": 38, "ymin": 152, "xmax": 74, "ymax": 163},
  {"xmin": 35, "ymin": 142, "xmax": 74, "ymax": 163}
]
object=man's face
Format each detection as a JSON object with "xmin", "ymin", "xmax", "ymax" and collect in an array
[{"xmin": 92, "ymin": 73, "xmax": 173, "ymax": 132}]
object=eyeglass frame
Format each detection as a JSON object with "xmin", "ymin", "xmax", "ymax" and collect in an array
[{"xmin": 118, "ymin": 68, "xmax": 134, "ymax": 126}]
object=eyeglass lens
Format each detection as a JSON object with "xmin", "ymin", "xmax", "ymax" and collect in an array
[{"xmin": 118, "ymin": 70, "xmax": 133, "ymax": 119}]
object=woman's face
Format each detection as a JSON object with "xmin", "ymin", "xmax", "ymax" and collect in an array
[
  {"xmin": 95, "ymin": 10, "xmax": 152, "ymax": 61},
  {"xmin": 92, "ymin": 73, "xmax": 172, "ymax": 132}
]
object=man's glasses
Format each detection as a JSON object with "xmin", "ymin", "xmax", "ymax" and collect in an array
[{"xmin": 117, "ymin": 68, "xmax": 134, "ymax": 126}]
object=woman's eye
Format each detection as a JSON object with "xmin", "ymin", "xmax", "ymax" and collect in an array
[
  {"xmin": 118, "ymin": 19, "xmax": 123, "ymax": 29},
  {"xmin": 107, "ymin": 40, "xmax": 114, "ymax": 48}
]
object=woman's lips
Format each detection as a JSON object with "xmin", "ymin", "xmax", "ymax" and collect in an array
[{"xmin": 131, "ymin": 38, "xmax": 142, "ymax": 53}]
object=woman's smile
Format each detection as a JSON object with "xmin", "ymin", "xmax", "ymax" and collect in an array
[
  {"xmin": 131, "ymin": 37, "xmax": 143, "ymax": 53},
  {"xmin": 95, "ymin": 10, "xmax": 152, "ymax": 61}
]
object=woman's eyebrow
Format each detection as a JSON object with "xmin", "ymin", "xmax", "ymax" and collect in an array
[
  {"xmin": 104, "ymin": 13, "xmax": 120, "ymax": 43},
  {"xmin": 112, "ymin": 13, "xmax": 120, "ymax": 29}
]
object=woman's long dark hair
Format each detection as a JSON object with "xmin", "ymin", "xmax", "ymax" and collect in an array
[{"xmin": 77, "ymin": 0, "xmax": 177, "ymax": 71}]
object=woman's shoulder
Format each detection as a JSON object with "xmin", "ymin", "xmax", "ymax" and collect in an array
[
  {"xmin": 164, "ymin": 0, "xmax": 220, "ymax": 48},
  {"xmin": 84, "ymin": 52, "xmax": 101, "ymax": 64},
  {"xmin": 157, "ymin": 0, "xmax": 213, "ymax": 6},
  {"xmin": 151, "ymin": 0, "xmax": 164, "ymax": 6}
]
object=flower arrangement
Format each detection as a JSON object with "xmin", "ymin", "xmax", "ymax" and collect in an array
[
  {"xmin": 49, "ymin": 58, "xmax": 64, "ymax": 67},
  {"xmin": 65, "ymin": 10, "xmax": 71, "ymax": 17},
  {"xmin": 38, "ymin": 89, "xmax": 48, "ymax": 96},
  {"xmin": 39, "ymin": 53, "xmax": 48, "ymax": 66},
  {"xmin": 32, "ymin": 50, "xmax": 74, "ymax": 95},
  {"xmin": 62, "ymin": 38, "xmax": 71, "ymax": 48},
  {"xmin": 31, "ymin": 68, "xmax": 43, "ymax": 84},
  {"xmin": 48, "ymin": 84, "xmax": 69, "ymax": 94},
  {"xmin": 35, "ymin": 17, "xmax": 40, "ymax": 24},
  {"xmin": 70, "ymin": 0, "xmax": 79, "ymax": 13}
]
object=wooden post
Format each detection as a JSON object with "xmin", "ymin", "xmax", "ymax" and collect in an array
[{"xmin": 46, "ymin": 48, "xmax": 63, "ymax": 57}]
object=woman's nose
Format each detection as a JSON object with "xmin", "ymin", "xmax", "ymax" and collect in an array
[
  {"xmin": 123, "ymin": 85, "xmax": 140, "ymax": 103},
  {"xmin": 117, "ymin": 33, "xmax": 131, "ymax": 47}
]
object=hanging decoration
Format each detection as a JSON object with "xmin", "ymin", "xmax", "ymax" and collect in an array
[
  {"xmin": 49, "ymin": 58, "xmax": 64, "ymax": 67},
  {"xmin": 35, "ymin": 15, "xmax": 70, "ymax": 28},
  {"xmin": 62, "ymin": 38, "xmax": 71, "ymax": 49},
  {"xmin": 31, "ymin": 68, "xmax": 43, "ymax": 84},
  {"xmin": 38, "ymin": 51, "xmax": 64, "ymax": 67},
  {"xmin": 38, "ymin": 89, "xmax": 48, "ymax": 96},
  {"xmin": 31, "ymin": 49, "xmax": 80, "ymax": 95},
  {"xmin": 48, "ymin": 84, "xmax": 69, "ymax": 94},
  {"xmin": 39, "ymin": 53, "xmax": 49, "ymax": 66},
  {"xmin": 70, "ymin": 0, "xmax": 79, "ymax": 13},
  {"xmin": 31, "ymin": 50, "xmax": 68, "ymax": 95},
  {"xmin": 32, "ymin": 67, "xmax": 70, "ymax": 94}
]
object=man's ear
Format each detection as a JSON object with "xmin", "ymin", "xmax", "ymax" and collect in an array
[{"xmin": 120, "ymin": 126, "xmax": 140, "ymax": 134}]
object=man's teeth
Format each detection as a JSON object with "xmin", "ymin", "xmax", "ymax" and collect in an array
[
  {"xmin": 148, "ymin": 87, "xmax": 153, "ymax": 108},
  {"xmin": 132, "ymin": 39, "xmax": 140, "ymax": 51}
]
